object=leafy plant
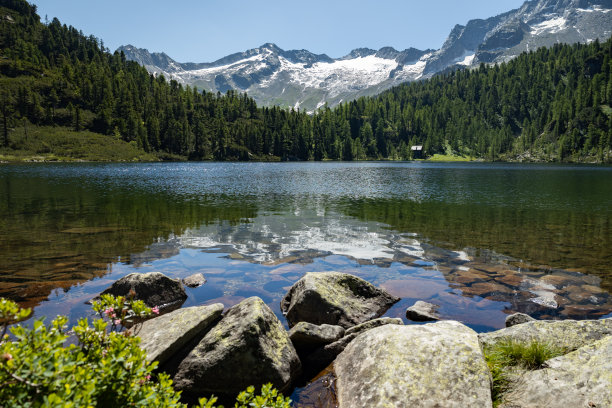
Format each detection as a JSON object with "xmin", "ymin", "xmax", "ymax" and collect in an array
[
  {"xmin": 0, "ymin": 297, "xmax": 292, "ymax": 407},
  {"xmin": 483, "ymin": 339, "xmax": 567, "ymax": 407},
  {"xmin": 91, "ymin": 292, "xmax": 159, "ymax": 332},
  {"xmin": 234, "ymin": 383, "xmax": 292, "ymax": 408}
]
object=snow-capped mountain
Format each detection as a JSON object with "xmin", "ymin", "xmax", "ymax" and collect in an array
[{"xmin": 118, "ymin": 0, "xmax": 612, "ymax": 112}]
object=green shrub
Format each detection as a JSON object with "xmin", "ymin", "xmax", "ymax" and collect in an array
[
  {"xmin": 483, "ymin": 339, "xmax": 567, "ymax": 407},
  {"xmin": 234, "ymin": 383, "xmax": 292, "ymax": 408},
  {"xmin": 0, "ymin": 297, "xmax": 292, "ymax": 408}
]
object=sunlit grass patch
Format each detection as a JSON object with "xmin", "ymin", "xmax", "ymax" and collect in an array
[{"xmin": 483, "ymin": 339, "xmax": 567, "ymax": 407}]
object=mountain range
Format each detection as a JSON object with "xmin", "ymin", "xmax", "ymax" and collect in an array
[{"xmin": 119, "ymin": 0, "xmax": 612, "ymax": 112}]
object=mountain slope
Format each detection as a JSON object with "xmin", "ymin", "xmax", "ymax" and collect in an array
[
  {"xmin": 118, "ymin": 43, "xmax": 434, "ymax": 112},
  {"xmin": 119, "ymin": 0, "xmax": 612, "ymax": 112}
]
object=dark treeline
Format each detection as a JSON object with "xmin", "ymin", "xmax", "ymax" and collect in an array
[{"xmin": 1, "ymin": 0, "xmax": 611, "ymax": 162}]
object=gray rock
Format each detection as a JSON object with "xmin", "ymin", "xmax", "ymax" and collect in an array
[
  {"xmin": 345, "ymin": 317, "xmax": 403, "ymax": 336},
  {"xmin": 302, "ymin": 333, "xmax": 359, "ymax": 374},
  {"xmin": 280, "ymin": 272, "xmax": 399, "ymax": 328},
  {"xmin": 134, "ymin": 303, "xmax": 223, "ymax": 365},
  {"xmin": 479, "ymin": 318, "xmax": 612, "ymax": 351},
  {"xmin": 98, "ymin": 272, "xmax": 187, "ymax": 309},
  {"xmin": 405, "ymin": 301, "xmax": 440, "ymax": 321},
  {"xmin": 289, "ymin": 322, "xmax": 345, "ymax": 352},
  {"xmin": 500, "ymin": 335, "xmax": 612, "ymax": 408},
  {"xmin": 505, "ymin": 312, "xmax": 535, "ymax": 327},
  {"xmin": 303, "ymin": 318, "xmax": 403, "ymax": 374},
  {"xmin": 173, "ymin": 297, "xmax": 301, "ymax": 397},
  {"xmin": 182, "ymin": 273, "xmax": 206, "ymax": 288},
  {"xmin": 335, "ymin": 321, "xmax": 492, "ymax": 407}
]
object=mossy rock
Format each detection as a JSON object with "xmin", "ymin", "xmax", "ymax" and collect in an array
[
  {"xmin": 499, "ymin": 335, "xmax": 612, "ymax": 407},
  {"xmin": 479, "ymin": 318, "xmax": 612, "ymax": 351},
  {"xmin": 173, "ymin": 297, "xmax": 301, "ymax": 398},
  {"xmin": 98, "ymin": 272, "xmax": 187, "ymax": 310},
  {"xmin": 135, "ymin": 303, "xmax": 223, "ymax": 365},
  {"xmin": 280, "ymin": 272, "xmax": 399, "ymax": 329},
  {"xmin": 334, "ymin": 321, "xmax": 492, "ymax": 407}
]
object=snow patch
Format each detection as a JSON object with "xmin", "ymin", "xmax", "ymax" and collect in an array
[
  {"xmin": 577, "ymin": 6, "xmax": 612, "ymax": 13},
  {"xmin": 399, "ymin": 60, "xmax": 427, "ymax": 79},
  {"xmin": 530, "ymin": 16, "xmax": 567, "ymax": 35},
  {"xmin": 456, "ymin": 52, "xmax": 475, "ymax": 66}
]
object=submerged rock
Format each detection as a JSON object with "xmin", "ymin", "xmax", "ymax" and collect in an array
[
  {"xmin": 98, "ymin": 272, "xmax": 187, "ymax": 309},
  {"xmin": 173, "ymin": 297, "xmax": 301, "ymax": 397},
  {"xmin": 182, "ymin": 273, "xmax": 206, "ymax": 288},
  {"xmin": 289, "ymin": 322, "xmax": 345, "ymax": 353},
  {"xmin": 280, "ymin": 272, "xmax": 399, "ymax": 328},
  {"xmin": 479, "ymin": 318, "xmax": 612, "ymax": 351},
  {"xmin": 500, "ymin": 335, "xmax": 612, "ymax": 408},
  {"xmin": 334, "ymin": 321, "xmax": 492, "ymax": 407},
  {"xmin": 505, "ymin": 312, "xmax": 535, "ymax": 327},
  {"xmin": 135, "ymin": 303, "xmax": 223, "ymax": 365},
  {"xmin": 405, "ymin": 301, "xmax": 440, "ymax": 321}
]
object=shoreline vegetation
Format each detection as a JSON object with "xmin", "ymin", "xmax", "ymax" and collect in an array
[
  {"xmin": 1, "ymin": 2, "xmax": 611, "ymax": 165},
  {"xmin": 1, "ymin": 126, "xmax": 608, "ymax": 164}
]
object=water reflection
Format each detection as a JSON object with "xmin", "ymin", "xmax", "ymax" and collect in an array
[{"xmin": 0, "ymin": 162, "xmax": 610, "ymax": 329}]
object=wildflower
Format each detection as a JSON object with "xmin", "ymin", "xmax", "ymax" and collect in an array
[
  {"xmin": 151, "ymin": 306, "xmax": 159, "ymax": 315},
  {"xmin": 114, "ymin": 319, "xmax": 121, "ymax": 326}
]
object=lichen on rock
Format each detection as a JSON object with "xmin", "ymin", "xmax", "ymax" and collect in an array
[
  {"xmin": 499, "ymin": 335, "xmax": 612, "ymax": 408},
  {"xmin": 97, "ymin": 272, "xmax": 187, "ymax": 310},
  {"xmin": 334, "ymin": 321, "xmax": 492, "ymax": 408},
  {"xmin": 280, "ymin": 272, "xmax": 399, "ymax": 328},
  {"xmin": 479, "ymin": 318, "xmax": 612, "ymax": 351},
  {"xmin": 173, "ymin": 297, "xmax": 301, "ymax": 398}
]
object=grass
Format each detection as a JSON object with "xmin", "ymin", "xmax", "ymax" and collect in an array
[
  {"xmin": 426, "ymin": 153, "xmax": 475, "ymax": 162},
  {"xmin": 0, "ymin": 125, "xmax": 158, "ymax": 162},
  {"xmin": 483, "ymin": 340, "xmax": 567, "ymax": 407}
]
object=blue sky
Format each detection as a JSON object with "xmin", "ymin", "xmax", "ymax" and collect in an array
[{"xmin": 34, "ymin": 0, "xmax": 526, "ymax": 62}]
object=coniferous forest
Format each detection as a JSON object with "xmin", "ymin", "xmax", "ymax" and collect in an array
[{"xmin": 1, "ymin": 0, "xmax": 611, "ymax": 162}]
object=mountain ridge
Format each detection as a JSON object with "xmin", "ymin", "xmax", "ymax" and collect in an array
[{"xmin": 118, "ymin": 0, "xmax": 610, "ymax": 112}]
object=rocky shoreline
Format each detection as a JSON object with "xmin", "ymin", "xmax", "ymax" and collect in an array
[{"xmin": 101, "ymin": 271, "xmax": 612, "ymax": 407}]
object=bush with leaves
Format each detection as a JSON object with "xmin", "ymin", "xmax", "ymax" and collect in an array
[{"xmin": 0, "ymin": 296, "xmax": 292, "ymax": 408}]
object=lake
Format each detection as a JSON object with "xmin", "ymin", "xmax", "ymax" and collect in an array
[{"xmin": 1, "ymin": 161, "xmax": 611, "ymax": 333}]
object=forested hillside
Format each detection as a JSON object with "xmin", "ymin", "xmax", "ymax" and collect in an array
[{"xmin": 1, "ymin": 0, "xmax": 611, "ymax": 162}]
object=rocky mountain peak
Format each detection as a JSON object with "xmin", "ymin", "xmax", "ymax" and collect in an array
[{"xmin": 119, "ymin": 0, "xmax": 612, "ymax": 112}]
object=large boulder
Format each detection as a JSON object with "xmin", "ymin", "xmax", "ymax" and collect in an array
[
  {"xmin": 280, "ymin": 272, "xmax": 399, "ymax": 328},
  {"xmin": 173, "ymin": 297, "xmax": 301, "ymax": 397},
  {"xmin": 479, "ymin": 318, "xmax": 612, "ymax": 351},
  {"xmin": 334, "ymin": 321, "xmax": 492, "ymax": 408},
  {"xmin": 98, "ymin": 272, "xmax": 187, "ymax": 309},
  {"xmin": 500, "ymin": 335, "xmax": 612, "ymax": 408},
  {"xmin": 134, "ymin": 303, "xmax": 224, "ymax": 365}
]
